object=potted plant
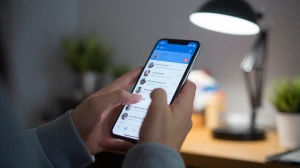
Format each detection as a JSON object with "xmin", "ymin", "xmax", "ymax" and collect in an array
[
  {"xmin": 63, "ymin": 34, "xmax": 112, "ymax": 96},
  {"xmin": 269, "ymin": 78, "xmax": 300, "ymax": 148}
]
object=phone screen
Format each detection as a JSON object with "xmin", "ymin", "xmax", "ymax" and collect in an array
[{"xmin": 112, "ymin": 39, "xmax": 199, "ymax": 140}]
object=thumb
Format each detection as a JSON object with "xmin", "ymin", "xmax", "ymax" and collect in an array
[
  {"xmin": 147, "ymin": 88, "xmax": 169, "ymax": 114},
  {"xmin": 102, "ymin": 90, "xmax": 142, "ymax": 109},
  {"xmin": 139, "ymin": 89, "xmax": 168, "ymax": 141},
  {"xmin": 150, "ymin": 88, "xmax": 168, "ymax": 105}
]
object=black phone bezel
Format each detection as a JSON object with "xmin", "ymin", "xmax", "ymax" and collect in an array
[{"xmin": 111, "ymin": 38, "xmax": 201, "ymax": 143}]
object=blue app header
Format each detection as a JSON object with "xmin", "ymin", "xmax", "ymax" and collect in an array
[
  {"xmin": 150, "ymin": 51, "xmax": 192, "ymax": 64},
  {"xmin": 150, "ymin": 40, "xmax": 198, "ymax": 64}
]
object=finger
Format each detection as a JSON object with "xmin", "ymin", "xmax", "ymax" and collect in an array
[
  {"xmin": 100, "ymin": 138, "xmax": 134, "ymax": 152},
  {"xmin": 100, "ymin": 90, "xmax": 142, "ymax": 109},
  {"xmin": 150, "ymin": 88, "xmax": 168, "ymax": 106},
  {"xmin": 139, "ymin": 89, "xmax": 169, "ymax": 141},
  {"xmin": 104, "ymin": 67, "xmax": 143, "ymax": 92},
  {"xmin": 171, "ymin": 81, "xmax": 196, "ymax": 112},
  {"xmin": 146, "ymin": 88, "xmax": 169, "ymax": 115}
]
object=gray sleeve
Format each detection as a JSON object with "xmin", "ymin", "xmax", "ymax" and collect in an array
[
  {"xmin": 0, "ymin": 83, "xmax": 93, "ymax": 168},
  {"xmin": 34, "ymin": 110, "xmax": 94, "ymax": 168},
  {"xmin": 27, "ymin": 129, "xmax": 55, "ymax": 168},
  {"xmin": 122, "ymin": 143, "xmax": 185, "ymax": 168}
]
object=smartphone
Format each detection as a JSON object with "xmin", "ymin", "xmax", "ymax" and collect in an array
[{"xmin": 111, "ymin": 39, "xmax": 201, "ymax": 143}]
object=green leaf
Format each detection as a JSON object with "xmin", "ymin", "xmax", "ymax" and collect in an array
[
  {"xmin": 269, "ymin": 77, "xmax": 300, "ymax": 113},
  {"xmin": 62, "ymin": 34, "xmax": 112, "ymax": 73}
]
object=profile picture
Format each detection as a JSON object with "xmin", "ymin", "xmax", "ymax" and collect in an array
[
  {"xmin": 154, "ymin": 54, "xmax": 159, "ymax": 59},
  {"xmin": 125, "ymin": 105, "xmax": 132, "ymax": 111},
  {"xmin": 148, "ymin": 62, "xmax": 154, "ymax": 68},
  {"xmin": 135, "ymin": 87, "xmax": 142, "ymax": 94},
  {"xmin": 140, "ymin": 78, "xmax": 146, "ymax": 85},
  {"xmin": 144, "ymin": 70, "xmax": 150, "ymax": 77},
  {"xmin": 121, "ymin": 113, "xmax": 128, "ymax": 120}
]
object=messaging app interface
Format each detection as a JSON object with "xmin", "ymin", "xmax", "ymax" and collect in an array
[{"xmin": 113, "ymin": 40, "xmax": 198, "ymax": 139}]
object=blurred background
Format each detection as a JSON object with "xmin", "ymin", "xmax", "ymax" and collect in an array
[
  {"xmin": 1, "ymin": 0, "xmax": 300, "ymax": 128},
  {"xmin": 1, "ymin": 0, "xmax": 300, "ymax": 167}
]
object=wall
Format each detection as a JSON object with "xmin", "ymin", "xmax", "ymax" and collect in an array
[
  {"xmin": 6, "ymin": 0, "xmax": 79, "ymax": 124},
  {"xmin": 4, "ymin": 0, "xmax": 300, "ymax": 127},
  {"xmin": 78, "ymin": 0, "xmax": 300, "ymax": 127}
]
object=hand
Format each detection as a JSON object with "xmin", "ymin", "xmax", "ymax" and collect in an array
[
  {"xmin": 139, "ymin": 81, "xmax": 196, "ymax": 151},
  {"xmin": 72, "ymin": 68, "xmax": 142, "ymax": 155}
]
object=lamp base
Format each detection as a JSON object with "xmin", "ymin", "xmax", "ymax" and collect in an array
[{"xmin": 212, "ymin": 127, "xmax": 266, "ymax": 141}]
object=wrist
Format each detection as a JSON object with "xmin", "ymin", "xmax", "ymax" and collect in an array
[
  {"xmin": 71, "ymin": 110, "xmax": 105, "ymax": 155},
  {"xmin": 71, "ymin": 110, "xmax": 93, "ymax": 154}
]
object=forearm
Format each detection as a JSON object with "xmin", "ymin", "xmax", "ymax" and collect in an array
[{"xmin": 122, "ymin": 143, "xmax": 185, "ymax": 168}]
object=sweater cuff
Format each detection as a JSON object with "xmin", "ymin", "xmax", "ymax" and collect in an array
[
  {"xmin": 36, "ymin": 111, "xmax": 94, "ymax": 168},
  {"xmin": 123, "ymin": 143, "xmax": 185, "ymax": 168}
]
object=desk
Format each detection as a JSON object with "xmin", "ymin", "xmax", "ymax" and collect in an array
[
  {"xmin": 90, "ymin": 126, "xmax": 297, "ymax": 168},
  {"xmin": 181, "ymin": 127, "xmax": 296, "ymax": 168}
]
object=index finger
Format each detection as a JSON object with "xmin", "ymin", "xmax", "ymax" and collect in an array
[{"xmin": 171, "ymin": 80, "xmax": 196, "ymax": 112}]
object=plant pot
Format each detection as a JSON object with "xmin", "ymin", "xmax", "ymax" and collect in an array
[
  {"xmin": 276, "ymin": 112, "xmax": 300, "ymax": 148},
  {"xmin": 82, "ymin": 72, "xmax": 98, "ymax": 96}
]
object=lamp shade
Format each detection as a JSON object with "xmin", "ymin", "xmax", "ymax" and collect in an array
[{"xmin": 190, "ymin": 0, "xmax": 260, "ymax": 35}]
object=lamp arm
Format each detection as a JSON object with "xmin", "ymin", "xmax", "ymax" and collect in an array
[
  {"xmin": 241, "ymin": 30, "xmax": 269, "ymax": 129},
  {"xmin": 255, "ymin": 31, "xmax": 268, "ymax": 107}
]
